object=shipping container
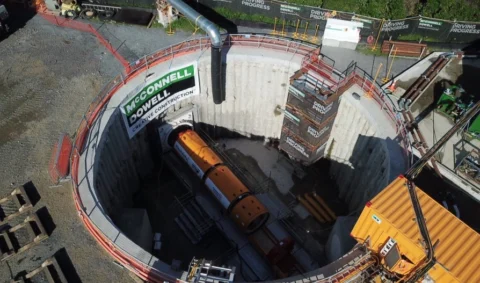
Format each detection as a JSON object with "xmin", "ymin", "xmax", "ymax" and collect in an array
[{"xmin": 351, "ymin": 176, "xmax": 480, "ymax": 283}]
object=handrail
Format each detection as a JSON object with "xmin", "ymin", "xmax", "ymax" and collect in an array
[{"xmin": 70, "ymin": 33, "xmax": 412, "ymax": 282}]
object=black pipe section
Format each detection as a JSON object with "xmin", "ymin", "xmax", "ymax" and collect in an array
[{"xmin": 211, "ymin": 47, "xmax": 224, "ymax": 104}]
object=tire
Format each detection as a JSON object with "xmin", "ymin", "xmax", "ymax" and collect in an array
[
  {"xmin": 104, "ymin": 10, "xmax": 115, "ymax": 18},
  {"xmin": 98, "ymin": 10, "xmax": 115, "ymax": 20},
  {"xmin": 80, "ymin": 9, "xmax": 96, "ymax": 19},
  {"xmin": 66, "ymin": 10, "xmax": 78, "ymax": 18}
]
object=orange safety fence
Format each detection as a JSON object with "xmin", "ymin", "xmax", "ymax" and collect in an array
[
  {"xmin": 37, "ymin": 7, "xmax": 132, "ymax": 73},
  {"xmin": 69, "ymin": 34, "xmax": 411, "ymax": 282}
]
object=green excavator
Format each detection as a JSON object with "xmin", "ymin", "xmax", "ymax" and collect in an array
[{"xmin": 436, "ymin": 82, "xmax": 479, "ymax": 139}]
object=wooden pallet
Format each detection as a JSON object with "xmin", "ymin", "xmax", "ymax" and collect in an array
[
  {"xmin": 12, "ymin": 256, "xmax": 68, "ymax": 283},
  {"xmin": 0, "ymin": 213, "xmax": 48, "ymax": 261},
  {"xmin": 0, "ymin": 186, "xmax": 33, "ymax": 225}
]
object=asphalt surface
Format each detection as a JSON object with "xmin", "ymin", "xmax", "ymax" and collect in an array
[{"xmin": 0, "ymin": 13, "xmax": 419, "ymax": 283}]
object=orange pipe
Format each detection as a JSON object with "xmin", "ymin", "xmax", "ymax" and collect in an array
[
  {"xmin": 297, "ymin": 195, "xmax": 326, "ymax": 223},
  {"xmin": 305, "ymin": 193, "xmax": 333, "ymax": 222},
  {"xmin": 313, "ymin": 193, "xmax": 337, "ymax": 221}
]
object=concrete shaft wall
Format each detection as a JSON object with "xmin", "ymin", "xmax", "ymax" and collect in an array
[
  {"xmin": 174, "ymin": 56, "xmax": 294, "ymax": 138},
  {"xmin": 326, "ymin": 97, "xmax": 390, "ymax": 212},
  {"xmin": 94, "ymin": 54, "xmax": 392, "ymax": 217},
  {"xmin": 94, "ymin": 111, "xmax": 153, "ymax": 216},
  {"xmin": 78, "ymin": 43, "xmax": 403, "ymax": 279},
  {"xmin": 95, "ymin": 52, "xmax": 298, "ymax": 216}
]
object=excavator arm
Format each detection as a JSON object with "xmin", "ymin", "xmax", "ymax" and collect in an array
[{"xmin": 402, "ymin": 101, "xmax": 480, "ymax": 282}]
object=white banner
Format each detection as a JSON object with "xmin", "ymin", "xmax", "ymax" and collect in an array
[{"xmin": 120, "ymin": 62, "xmax": 199, "ymax": 138}]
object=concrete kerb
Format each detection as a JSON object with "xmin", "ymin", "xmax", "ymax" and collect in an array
[{"xmin": 70, "ymin": 34, "xmax": 413, "ymax": 283}]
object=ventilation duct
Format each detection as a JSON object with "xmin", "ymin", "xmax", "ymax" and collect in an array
[{"xmin": 168, "ymin": 0, "xmax": 225, "ymax": 104}]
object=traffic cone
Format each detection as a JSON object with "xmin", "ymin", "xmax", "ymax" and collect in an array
[{"xmin": 388, "ymin": 80, "xmax": 397, "ymax": 92}]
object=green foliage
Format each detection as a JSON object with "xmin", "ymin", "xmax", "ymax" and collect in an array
[
  {"xmin": 419, "ymin": 0, "xmax": 479, "ymax": 21},
  {"xmin": 397, "ymin": 34, "xmax": 438, "ymax": 42},
  {"xmin": 154, "ymin": 17, "xmax": 207, "ymax": 34},
  {"xmin": 356, "ymin": 44, "xmax": 385, "ymax": 56},
  {"xmin": 285, "ymin": 0, "xmax": 323, "ymax": 6},
  {"xmin": 214, "ymin": 7, "xmax": 281, "ymax": 25},
  {"xmin": 323, "ymin": 0, "xmax": 365, "ymax": 14},
  {"xmin": 290, "ymin": 0, "xmax": 478, "ymax": 21}
]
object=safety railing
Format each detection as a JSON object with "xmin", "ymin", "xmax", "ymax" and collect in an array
[
  {"xmin": 301, "ymin": 51, "xmax": 411, "ymax": 167},
  {"xmin": 70, "ymin": 33, "xmax": 411, "ymax": 282},
  {"xmin": 69, "ymin": 34, "xmax": 330, "ymax": 282}
]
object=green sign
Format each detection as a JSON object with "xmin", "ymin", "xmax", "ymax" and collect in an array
[{"xmin": 121, "ymin": 63, "xmax": 199, "ymax": 138}]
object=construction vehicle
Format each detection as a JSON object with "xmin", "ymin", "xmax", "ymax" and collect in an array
[
  {"xmin": 0, "ymin": 4, "xmax": 9, "ymax": 38},
  {"xmin": 436, "ymin": 82, "xmax": 475, "ymax": 121},
  {"xmin": 352, "ymin": 101, "xmax": 480, "ymax": 282},
  {"xmin": 435, "ymin": 82, "xmax": 480, "ymax": 139},
  {"xmin": 60, "ymin": 0, "xmax": 80, "ymax": 17}
]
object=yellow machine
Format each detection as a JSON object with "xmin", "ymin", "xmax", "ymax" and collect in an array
[
  {"xmin": 60, "ymin": 0, "xmax": 80, "ymax": 17},
  {"xmin": 351, "ymin": 177, "xmax": 480, "ymax": 282},
  {"xmin": 350, "ymin": 102, "xmax": 480, "ymax": 282}
]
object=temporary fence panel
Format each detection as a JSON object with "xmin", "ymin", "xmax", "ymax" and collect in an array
[
  {"xmin": 197, "ymin": 0, "xmax": 353, "ymax": 31},
  {"xmin": 415, "ymin": 18, "xmax": 452, "ymax": 40},
  {"xmin": 350, "ymin": 15, "xmax": 382, "ymax": 39},
  {"xmin": 447, "ymin": 21, "xmax": 480, "ymax": 42},
  {"xmin": 380, "ymin": 18, "xmax": 418, "ymax": 41},
  {"xmin": 196, "ymin": 1, "xmax": 480, "ymax": 43},
  {"xmin": 84, "ymin": 0, "xmax": 155, "ymax": 7}
]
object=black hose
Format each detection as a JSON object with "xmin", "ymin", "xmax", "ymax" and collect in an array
[{"xmin": 211, "ymin": 47, "xmax": 224, "ymax": 104}]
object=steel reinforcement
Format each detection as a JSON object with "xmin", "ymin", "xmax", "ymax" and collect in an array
[{"xmin": 69, "ymin": 34, "xmax": 411, "ymax": 282}]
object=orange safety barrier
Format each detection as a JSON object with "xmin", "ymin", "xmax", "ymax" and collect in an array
[
  {"xmin": 48, "ymin": 133, "xmax": 72, "ymax": 184},
  {"xmin": 37, "ymin": 7, "xmax": 132, "ymax": 73},
  {"xmin": 69, "ymin": 34, "xmax": 411, "ymax": 282}
]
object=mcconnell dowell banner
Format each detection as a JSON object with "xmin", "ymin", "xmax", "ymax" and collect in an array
[{"xmin": 121, "ymin": 62, "xmax": 199, "ymax": 138}]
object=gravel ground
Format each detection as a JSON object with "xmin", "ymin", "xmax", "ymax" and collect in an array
[
  {"xmin": 0, "ymin": 15, "xmax": 130, "ymax": 283},
  {"xmin": 0, "ymin": 13, "xmax": 419, "ymax": 283}
]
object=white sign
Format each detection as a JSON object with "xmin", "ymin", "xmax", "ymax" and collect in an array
[
  {"xmin": 382, "ymin": 20, "xmax": 409, "ymax": 32},
  {"xmin": 286, "ymin": 137, "xmax": 310, "ymax": 158},
  {"xmin": 241, "ymin": 0, "xmax": 270, "ymax": 10},
  {"xmin": 450, "ymin": 23, "xmax": 480, "ymax": 34},
  {"xmin": 313, "ymin": 101, "xmax": 333, "ymax": 114},
  {"xmin": 308, "ymin": 125, "xmax": 330, "ymax": 138}
]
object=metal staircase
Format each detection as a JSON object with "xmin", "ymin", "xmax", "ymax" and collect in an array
[{"xmin": 187, "ymin": 258, "xmax": 236, "ymax": 283}]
